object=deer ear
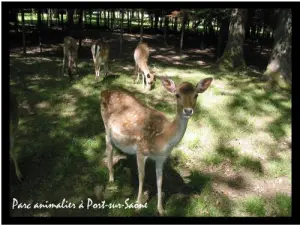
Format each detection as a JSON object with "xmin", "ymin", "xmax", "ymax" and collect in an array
[
  {"xmin": 161, "ymin": 77, "xmax": 176, "ymax": 93},
  {"xmin": 196, "ymin": 77, "xmax": 213, "ymax": 93}
]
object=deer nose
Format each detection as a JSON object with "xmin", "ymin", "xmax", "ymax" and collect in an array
[{"xmin": 183, "ymin": 108, "xmax": 193, "ymax": 116}]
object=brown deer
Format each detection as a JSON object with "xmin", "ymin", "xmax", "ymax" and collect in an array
[
  {"xmin": 10, "ymin": 92, "xmax": 22, "ymax": 181},
  {"xmin": 133, "ymin": 42, "xmax": 156, "ymax": 91},
  {"xmin": 62, "ymin": 36, "xmax": 78, "ymax": 80},
  {"xmin": 91, "ymin": 39, "xmax": 110, "ymax": 81},
  {"xmin": 100, "ymin": 76, "xmax": 213, "ymax": 215}
]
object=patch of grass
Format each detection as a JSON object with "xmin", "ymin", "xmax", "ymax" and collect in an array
[
  {"xmin": 238, "ymin": 194, "xmax": 291, "ymax": 217},
  {"xmin": 269, "ymin": 193, "xmax": 291, "ymax": 216},
  {"xmin": 242, "ymin": 196, "xmax": 266, "ymax": 216}
]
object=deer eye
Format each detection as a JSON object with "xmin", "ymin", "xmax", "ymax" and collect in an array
[
  {"xmin": 147, "ymin": 74, "xmax": 150, "ymax": 78},
  {"xmin": 175, "ymin": 94, "xmax": 180, "ymax": 99},
  {"xmin": 194, "ymin": 94, "xmax": 198, "ymax": 99}
]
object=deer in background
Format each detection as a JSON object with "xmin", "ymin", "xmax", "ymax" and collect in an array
[
  {"xmin": 62, "ymin": 36, "xmax": 78, "ymax": 80},
  {"xmin": 133, "ymin": 42, "xmax": 156, "ymax": 91},
  {"xmin": 91, "ymin": 38, "xmax": 110, "ymax": 81},
  {"xmin": 10, "ymin": 92, "xmax": 22, "ymax": 181},
  {"xmin": 100, "ymin": 76, "xmax": 213, "ymax": 215}
]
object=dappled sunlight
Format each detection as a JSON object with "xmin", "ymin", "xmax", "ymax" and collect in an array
[{"xmin": 9, "ymin": 23, "xmax": 291, "ymax": 217}]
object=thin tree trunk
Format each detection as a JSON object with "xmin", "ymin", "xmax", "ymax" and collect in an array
[
  {"xmin": 127, "ymin": 9, "xmax": 130, "ymax": 31},
  {"xmin": 111, "ymin": 9, "xmax": 115, "ymax": 31},
  {"xmin": 130, "ymin": 9, "xmax": 133, "ymax": 33},
  {"xmin": 89, "ymin": 9, "xmax": 92, "ymax": 26},
  {"xmin": 164, "ymin": 15, "xmax": 169, "ymax": 44},
  {"xmin": 37, "ymin": 9, "xmax": 42, "ymax": 52},
  {"xmin": 21, "ymin": 9, "xmax": 26, "ymax": 55},
  {"xmin": 78, "ymin": 9, "xmax": 83, "ymax": 48},
  {"xmin": 96, "ymin": 9, "xmax": 100, "ymax": 27},
  {"xmin": 180, "ymin": 12, "xmax": 186, "ymax": 53},
  {"xmin": 140, "ymin": 9, "xmax": 144, "ymax": 42},
  {"xmin": 120, "ymin": 9, "xmax": 124, "ymax": 58},
  {"xmin": 48, "ymin": 8, "xmax": 51, "ymax": 27},
  {"xmin": 31, "ymin": 9, "xmax": 34, "ymax": 25}
]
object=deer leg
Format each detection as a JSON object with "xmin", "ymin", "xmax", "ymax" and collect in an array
[
  {"xmin": 62, "ymin": 55, "xmax": 66, "ymax": 75},
  {"xmin": 156, "ymin": 158, "xmax": 165, "ymax": 215},
  {"xmin": 136, "ymin": 152, "xmax": 147, "ymax": 205},
  {"xmin": 133, "ymin": 64, "xmax": 138, "ymax": 83},
  {"xmin": 10, "ymin": 137, "xmax": 23, "ymax": 181},
  {"xmin": 106, "ymin": 135, "xmax": 114, "ymax": 182},
  {"xmin": 104, "ymin": 61, "xmax": 109, "ymax": 77}
]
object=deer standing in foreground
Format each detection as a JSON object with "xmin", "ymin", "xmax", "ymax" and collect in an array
[
  {"xmin": 91, "ymin": 39, "xmax": 110, "ymax": 81},
  {"xmin": 133, "ymin": 42, "xmax": 156, "ymax": 91},
  {"xmin": 100, "ymin": 77, "xmax": 213, "ymax": 215},
  {"xmin": 62, "ymin": 36, "xmax": 78, "ymax": 80},
  {"xmin": 10, "ymin": 92, "xmax": 22, "ymax": 181}
]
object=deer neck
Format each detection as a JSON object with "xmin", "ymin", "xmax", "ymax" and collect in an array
[{"xmin": 161, "ymin": 112, "xmax": 189, "ymax": 155}]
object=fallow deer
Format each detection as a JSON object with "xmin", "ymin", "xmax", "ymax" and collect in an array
[
  {"xmin": 91, "ymin": 39, "xmax": 110, "ymax": 81},
  {"xmin": 10, "ymin": 92, "xmax": 22, "ymax": 181},
  {"xmin": 62, "ymin": 36, "xmax": 78, "ymax": 80},
  {"xmin": 100, "ymin": 76, "xmax": 213, "ymax": 215},
  {"xmin": 133, "ymin": 42, "xmax": 156, "ymax": 91}
]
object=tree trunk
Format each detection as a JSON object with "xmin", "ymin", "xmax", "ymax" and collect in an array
[
  {"xmin": 60, "ymin": 11, "xmax": 64, "ymax": 27},
  {"xmin": 31, "ymin": 9, "xmax": 34, "ymax": 25},
  {"xmin": 174, "ymin": 17, "xmax": 178, "ymax": 31},
  {"xmin": 217, "ymin": 18, "xmax": 230, "ymax": 59},
  {"xmin": 89, "ymin": 9, "xmax": 92, "ymax": 26},
  {"xmin": 21, "ymin": 9, "xmax": 26, "ymax": 55},
  {"xmin": 37, "ymin": 9, "xmax": 42, "ymax": 52},
  {"xmin": 96, "ymin": 9, "xmax": 100, "ymax": 27},
  {"xmin": 180, "ymin": 12, "xmax": 186, "ymax": 53},
  {"xmin": 264, "ymin": 8, "xmax": 291, "ymax": 89},
  {"xmin": 218, "ymin": 8, "xmax": 247, "ymax": 70},
  {"xmin": 82, "ymin": 10, "xmax": 86, "ymax": 28},
  {"xmin": 78, "ymin": 9, "xmax": 83, "ymax": 48},
  {"xmin": 111, "ymin": 9, "xmax": 115, "ymax": 31},
  {"xmin": 127, "ymin": 9, "xmax": 130, "ymax": 31},
  {"xmin": 48, "ymin": 8, "xmax": 52, "ymax": 27},
  {"xmin": 164, "ymin": 15, "xmax": 169, "ymax": 44},
  {"xmin": 67, "ymin": 9, "xmax": 74, "ymax": 32},
  {"xmin": 154, "ymin": 13, "xmax": 159, "ymax": 30},
  {"xmin": 150, "ymin": 14, "xmax": 154, "ymax": 29},
  {"xmin": 120, "ymin": 9, "xmax": 124, "ymax": 58},
  {"xmin": 140, "ymin": 9, "xmax": 144, "ymax": 41},
  {"xmin": 130, "ymin": 9, "xmax": 133, "ymax": 33}
]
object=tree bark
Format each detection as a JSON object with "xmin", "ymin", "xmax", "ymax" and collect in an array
[
  {"xmin": 37, "ymin": 9, "xmax": 42, "ymax": 52},
  {"xmin": 140, "ymin": 9, "xmax": 144, "ymax": 42},
  {"xmin": 264, "ymin": 8, "xmax": 291, "ymax": 89},
  {"xmin": 120, "ymin": 9, "xmax": 124, "ymax": 58},
  {"xmin": 78, "ymin": 9, "xmax": 83, "ymax": 48},
  {"xmin": 180, "ymin": 11, "xmax": 187, "ymax": 53},
  {"xmin": 218, "ymin": 8, "xmax": 247, "ymax": 70},
  {"xmin": 164, "ymin": 15, "xmax": 169, "ymax": 44},
  {"xmin": 96, "ymin": 9, "xmax": 100, "ymax": 27},
  {"xmin": 21, "ymin": 9, "xmax": 26, "ymax": 55}
]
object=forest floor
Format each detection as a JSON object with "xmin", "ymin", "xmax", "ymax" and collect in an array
[{"xmin": 9, "ymin": 30, "xmax": 291, "ymax": 217}]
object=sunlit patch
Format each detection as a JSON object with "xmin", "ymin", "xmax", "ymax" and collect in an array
[{"xmin": 196, "ymin": 60, "xmax": 206, "ymax": 65}]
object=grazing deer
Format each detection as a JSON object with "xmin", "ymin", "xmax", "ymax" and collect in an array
[
  {"xmin": 10, "ymin": 92, "xmax": 22, "ymax": 181},
  {"xmin": 100, "ymin": 76, "xmax": 213, "ymax": 215},
  {"xmin": 133, "ymin": 42, "xmax": 156, "ymax": 91},
  {"xmin": 91, "ymin": 39, "xmax": 110, "ymax": 81},
  {"xmin": 62, "ymin": 36, "xmax": 78, "ymax": 80}
]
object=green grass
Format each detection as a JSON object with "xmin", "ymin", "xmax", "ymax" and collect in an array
[
  {"xmin": 237, "ymin": 194, "xmax": 291, "ymax": 216},
  {"xmin": 9, "ymin": 37, "xmax": 291, "ymax": 217}
]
